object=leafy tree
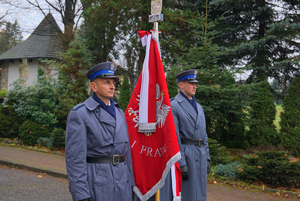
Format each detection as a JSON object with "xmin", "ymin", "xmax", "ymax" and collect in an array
[
  {"xmin": 246, "ymin": 74, "xmax": 278, "ymax": 147},
  {"xmin": 118, "ymin": 75, "xmax": 131, "ymax": 111},
  {"xmin": 0, "ymin": 20, "xmax": 23, "ymax": 55},
  {"xmin": 279, "ymin": 77, "xmax": 300, "ymax": 156},
  {"xmin": 0, "ymin": 104, "xmax": 23, "ymax": 138}
]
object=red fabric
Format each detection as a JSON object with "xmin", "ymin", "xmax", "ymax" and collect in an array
[{"xmin": 125, "ymin": 31, "xmax": 180, "ymax": 200}]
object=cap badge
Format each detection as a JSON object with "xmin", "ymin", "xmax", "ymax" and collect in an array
[{"xmin": 110, "ymin": 64, "xmax": 115, "ymax": 70}]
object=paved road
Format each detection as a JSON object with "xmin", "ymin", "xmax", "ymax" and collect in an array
[{"xmin": 0, "ymin": 165, "xmax": 72, "ymax": 201}]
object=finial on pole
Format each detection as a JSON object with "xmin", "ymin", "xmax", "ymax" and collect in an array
[{"xmin": 149, "ymin": 0, "xmax": 163, "ymax": 40}]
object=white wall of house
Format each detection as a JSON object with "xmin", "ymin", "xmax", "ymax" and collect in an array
[
  {"xmin": 7, "ymin": 59, "xmax": 39, "ymax": 89},
  {"xmin": 7, "ymin": 59, "xmax": 58, "ymax": 90}
]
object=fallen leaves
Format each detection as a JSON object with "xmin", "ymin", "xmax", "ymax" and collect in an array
[{"xmin": 37, "ymin": 175, "xmax": 43, "ymax": 178}]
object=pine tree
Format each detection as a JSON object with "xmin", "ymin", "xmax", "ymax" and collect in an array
[
  {"xmin": 210, "ymin": 0, "xmax": 300, "ymax": 90},
  {"xmin": 279, "ymin": 77, "xmax": 300, "ymax": 156},
  {"xmin": 118, "ymin": 75, "xmax": 131, "ymax": 112},
  {"xmin": 166, "ymin": 5, "xmax": 254, "ymax": 148},
  {"xmin": 0, "ymin": 20, "xmax": 23, "ymax": 55}
]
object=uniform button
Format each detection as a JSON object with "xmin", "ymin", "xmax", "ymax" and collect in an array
[
  {"xmin": 113, "ymin": 144, "xmax": 117, "ymax": 147},
  {"xmin": 195, "ymin": 127, "xmax": 198, "ymax": 130},
  {"xmin": 116, "ymin": 181, "xmax": 119, "ymax": 184},
  {"xmin": 127, "ymin": 179, "xmax": 129, "ymax": 182},
  {"xmin": 95, "ymin": 110, "xmax": 98, "ymax": 113},
  {"xmin": 195, "ymin": 159, "xmax": 198, "ymax": 162}
]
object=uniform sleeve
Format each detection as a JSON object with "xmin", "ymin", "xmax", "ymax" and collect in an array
[
  {"xmin": 200, "ymin": 107, "xmax": 211, "ymax": 161},
  {"xmin": 171, "ymin": 102, "xmax": 187, "ymax": 167},
  {"xmin": 65, "ymin": 110, "xmax": 90, "ymax": 201}
]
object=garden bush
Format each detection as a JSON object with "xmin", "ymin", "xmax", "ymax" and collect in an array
[
  {"xmin": 208, "ymin": 138, "xmax": 231, "ymax": 166},
  {"xmin": 3, "ymin": 70, "xmax": 59, "ymax": 128},
  {"xmin": 0, "ymin": 105, "xmax": 23, "ymax": 138},
  {"xmin": 240, "ymin": 150, "xmax": 300, "ymax": 188},
  {"xmin": 215, "ymin": 161, "xmax": 241, "ymax": 179},
  {"xmin": 36, "ymin": 137, "xmax": 53, "ymax": 147},
  {"xmin": 51, "ymin": 128, "xmax": 66, "ymax": 148},
  {"xmin": 246, "ymin": 77, "xmax": 279, "ymax": 147},
  {"xmin": 279, "ymin": 77, "xmax": 300, "ymax": 156},
  {"xmin": 19, "ymin": 120, "xmax": 52, "ymax": 146}
]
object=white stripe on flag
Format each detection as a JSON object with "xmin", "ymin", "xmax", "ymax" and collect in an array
[{"xmin": 139, "ymin": 34, "xmax": 152, "ymax": 124}]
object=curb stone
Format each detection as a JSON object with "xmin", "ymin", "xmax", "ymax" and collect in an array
[{"xmin": 0, "ymin": 159, "xmax": 68, "ymax": 179}]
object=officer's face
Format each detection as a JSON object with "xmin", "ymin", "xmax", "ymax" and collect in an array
[
  {"xmin": 180, "ymin": 81, "xmax": 197, "ymax": 99},
  {"xmin": 91, "ymin": 78, "xmax": 116, "ymax": 104}
]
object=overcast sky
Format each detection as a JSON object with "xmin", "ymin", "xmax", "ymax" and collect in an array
[{"xmin": 0, "ymin": 0, "xmax": 67, "ymax": 40}]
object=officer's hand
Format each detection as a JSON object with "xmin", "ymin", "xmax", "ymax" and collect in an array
[
  {"xmin": 79, "ymin": 198, "xmax": 91, "ymax": 201},
  {"xmin": 180, "ymin": 165, "xmax": 189, "ymax": 180},
  {"xmin": 207, "ymin": 160, "xmax": 211, "ymax": 174}
]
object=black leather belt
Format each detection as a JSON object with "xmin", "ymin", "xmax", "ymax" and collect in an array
[
  {"xmin": 87, "ymin": 155, "xmax": 126, "ymax": 165},
  {"xmin": 181, "ymin": 139, "xmax": 204, "ymax": 147}
]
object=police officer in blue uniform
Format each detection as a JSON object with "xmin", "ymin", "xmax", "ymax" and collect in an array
[
  {"xmin": 160, "ymin": 69, "xmax": 211, "ymax": 201},
  {"xmin": 65, "ymin": 62, "xmax": 135, "ymax": 201}
]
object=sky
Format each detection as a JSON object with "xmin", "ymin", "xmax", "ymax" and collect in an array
[{"xmin": 0, "ymin": 0, "xmax": 67, "ymax": 40}]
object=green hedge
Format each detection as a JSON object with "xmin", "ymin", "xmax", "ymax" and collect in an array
[{"xmin": 19, "ymin": 120, "xmax": 52, "ymax": 146}]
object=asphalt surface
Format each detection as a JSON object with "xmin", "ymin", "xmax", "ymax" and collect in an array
[
  {"xmin": 0, "ymin": 165, "xmax": 71, "ymax": 201},
  {"xmin": 0, "ymin": 145, "xmax": 299, "ymax": 201}
]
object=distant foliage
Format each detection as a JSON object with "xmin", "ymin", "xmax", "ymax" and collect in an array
[
  {"xmin": 279, "ymin": 77, "xmax": 300, "ymax": 156},
  {"xmin": 215, "ymin": 161, "xmax": 241, "ymax": 179},
  {"xmin": 208, "ymin": 138, "xmax": 231, "ymax": 166},
  {"xmin": 19, "ymin": 120, "xmax": 52, "ymax": 146},
  {"xmin": 0, "ymin": 20, "xmax": 23, "ymax": 55},
  {"xmin": 118, "ymin": 75, "xmax": 131, "ymax": 111},
  {"xmin": 240, "ymin": 151, "xmax": 300, "ymax": 188},
  {"xmin": 246, "ymin": 77, "xmax": 278, "ymax": 147},
  {"xmin": 51, "ymin": 128, "xmax": 66, "ymax": 148}
]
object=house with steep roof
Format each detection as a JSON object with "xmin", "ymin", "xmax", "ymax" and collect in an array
[{"xmin": 0, "ymin": 13, "xmax": 62, "ymax": 90}]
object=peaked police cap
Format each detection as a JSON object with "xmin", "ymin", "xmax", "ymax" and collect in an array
[
  {"xmin": 176, "ymin": 69, "xmax": 199, "ymax": 83},
  {"xmin": 86, "ymin": 62, "xmax": 119, "ymax": 82}
]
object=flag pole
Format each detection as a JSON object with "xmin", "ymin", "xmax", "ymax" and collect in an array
[{"xmin": 149, "ymin": 1, "xmax": 164, "ymax": 201}]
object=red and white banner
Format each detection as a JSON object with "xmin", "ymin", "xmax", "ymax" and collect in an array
[{"xmin": 125, "ymin": 31, "xmax": 181, "ymax": 201}]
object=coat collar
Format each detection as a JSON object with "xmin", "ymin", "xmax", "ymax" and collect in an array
[
  {"xmin": 84, "ymin": 96, "xmax": 99, "ymax": 111},
  {"xmin": 176, "ymin": 93, "xmax": 197, "ymax": 122}
]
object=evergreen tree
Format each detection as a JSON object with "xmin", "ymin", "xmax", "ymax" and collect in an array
[
  {"xmin": 246, "ymin": 74, "xmax": 278, "ymax": 147},
  {"xmin": 166, "ymin": 6, "xmax": 254, "ymax": 148},
  {"xmin": 0, "ymin": 20, "xmax": 23, "ymax": 55},
  {"xmin": 51, "ymin": 35, "xmax": 94, "ymax": 128},
  {"xmin": 211, "ymin": 0, "xmax": 300, "ymax": 90},
  {"xmin": 118, "ymin": 75, "xmax": 131, "ymax": 111},
  {"xmin": 279, "ymin": 77, "xmax": 300, "ymax": 156}
]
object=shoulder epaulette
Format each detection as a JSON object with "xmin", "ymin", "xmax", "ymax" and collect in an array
[
  {"xmin": 170, "ymin": 98, "xmax": 175, "ymax": 102},
  {"xmin": 71, "ymin": 103, "xmax": 85, "ymax": 111}
]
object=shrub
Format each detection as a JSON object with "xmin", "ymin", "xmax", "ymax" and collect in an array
[
  {"xmin": 215, "ymin": 161, "xmax": 241, "ymax": 179},
  {"xmin": 0, "ymin": 89, "xmax": 7, "ymax": 97},
  {"xmin": 3, "ymin": 71, "xmax": 59, "ymax": 127},
  {"xmin": 279, "ymin": 77, "xmax": 300, "ymax": 156},
  {"xmin": 208, "ymin": 138, "xmax": 231, "ymax": 166},
  {"xmin": 36, "ymin": 137, "xmax": 53, "ymax": 147},
  {"xmin": 246, "ymin": 78, "xmax": 279, "ymax": 147},
  {"xmin": 0, "ymin": 105, "xmax": 23, "ymax": 138},
  {"xmin": 240, "ymin": 151, "xmax": 300, "ymax": 188},
  {"xmin": 19, "ymin": 120, "xmax": 52, "ymax": 146},
  {"xmin": 51, "ymin": 128, "xmax": 66, "ymax": 148}
]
